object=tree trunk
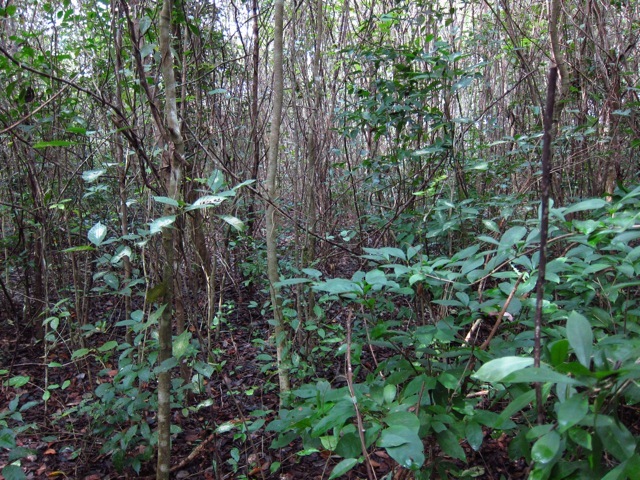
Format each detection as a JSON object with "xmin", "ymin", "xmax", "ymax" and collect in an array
[
  {"xmin": 265, "ymin": 0, "xmax": 290, "ymax": 402},
  {"xmin": 156, "ymin": 0, "xmax": 185, "ymax": 477}
]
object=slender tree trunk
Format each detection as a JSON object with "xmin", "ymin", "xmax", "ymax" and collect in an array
[
  {"xmin": 156, "ymin": 0, "xmax": 185, "ymax": 477},
  {"xmin": 266, "ymin": 0, "xmax": 290, "ymax": 402}
]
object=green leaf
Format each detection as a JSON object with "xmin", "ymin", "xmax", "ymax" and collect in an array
[
  {"xmin": 62, "ymin": 245, "xmax": 95, "ymax": 253},
  {"xmin": 566, "ymin": 311, "xmax": 592, "ymax": 368},
  {"xmin": 98, "ymin": 341, "xmax": 118, "ymax": 352},
  {"xmin": 153, "ymin": 196, "xmax": 179, "ymax": 207},
  {"xmin": 173, "ymin": 330, "xmax": 192, "ymax": 359},
  {"xmin": 335, "ymin": 432, "xmax": 361, "ymax": 458},
  {"xmin": 564, "ymin": 198, "xmax": 607, "ymax": 214},
  {"xmin": 82, "ymin": 169, "xmax": 106, "ymax": 183},
  {"xmin": 531, "ymin": 431, "xmax": 561, "ymax": 464},
  {"xmin": 139, "ymin": 15, "xmax": 152, "ymax": 35},
  {"xmin": 33, "ymin": 140, "xmax": 78, "ymax": 148},
  {"xmin": 328, "ymin": 458, "xmax": 358, "ymax": 479},
  {"xmin": 365, "ymin": 269, "xmax": 387, "ymax": 285},
  {"xmin": 379, "ymin": 425, "xmax": 425, "ymax": 469},
  {"xmin": 274, "ymin": 277, "xmax": 313, "ymax": 287},
  {"xmin": 436, "ymin": 430, "xmax": 466, "ymax": 461},
  {"xmin": 502, "ymin": 367, "xmax": 579, "ymax": 385},
  {"xmin": 2, "ymin": 464, "xmax": 26, "ymax": 480},
  {"xmin": 385, "ymin": 412, "xmax": 420, "ymax": 433},
  {"xmin": 472, "ymin": 356, "xmax": 533, "ymax": 382},
  {"xmin": 149, "ymin": 215, "xmax": 176, "ymax": 234},
  {"xmin": 482, "ymin": 220, "xmax": 500, "ymax": 233},
  {"xmin": 383, "ymin": 384, "xmax": 396, "ymax": 404},
  {"xmin": 595, "ymin": 416, "xmax": 636, "ymax": 462},
  {"xmin": 71, "ymin": 348, "xmax": 90, "ymax": 359},
  {"xmin": 185, "ymin": 195, "xmax": 227, "ymax": 211},
  {"xmin": 154, "ymin": 357, "xmax": 178, "ymax": 374},
  {"xmin": 88, "ymin": 222, "xmax": 107, "ymax": 246},
  {"xmin": 313, "ymin": 278, "xmax": 362, "ymax": 295},
  {"xmin": 0, "ymin": 429, "xmax": 16, "ymax": 449},
  {"xmin": 557, "ymin": 394, "xmax": 588, "ymax": 433},
  {"xmin": 465, "ymin": 421, "xmax": 484, "ymax": 451},
  {"xmin": 499, "ymin": 226, "xmax": 527, "ymax": 250},
  {"xmin": 219, "ymin": 214, "xmax": 246, "ymax": 231}
]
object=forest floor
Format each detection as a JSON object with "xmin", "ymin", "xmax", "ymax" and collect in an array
[{"xmin": 0, "ymin": 295, "xmax": 529, "ymax": 480}]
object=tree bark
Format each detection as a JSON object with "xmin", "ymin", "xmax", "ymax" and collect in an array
[
  {"xmin": 156, "ymin": 0, "xmax": 185, "ymax": 477},
  {"xmin": 265, "ymin": 0, "xmax": 290, "ymax": 401}
]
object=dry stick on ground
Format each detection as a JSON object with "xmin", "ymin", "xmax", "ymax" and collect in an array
[
  {"xmin": 346, "ymin": 309, "xmax": 377, "ymax": 480},
  {"xmin": 479, "ymin": 274, "xmax": 524, "ymax": 351},
  {"xmin": 534, "ymin": 66, "xmax": 558, "ymax": 425}
]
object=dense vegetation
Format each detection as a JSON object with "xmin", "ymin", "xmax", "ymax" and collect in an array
[{"xmin": 1, "ymin": 0, "xmax": 639, "ymax": 479}]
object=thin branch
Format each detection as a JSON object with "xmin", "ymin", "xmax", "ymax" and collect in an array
[{"xmin": 533, "ymin": 65, "xmax": 558, "ymax": 425}]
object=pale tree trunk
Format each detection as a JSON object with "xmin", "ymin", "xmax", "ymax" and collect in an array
[
  {"xmin": 157, "ymin": 0, "xmax": 185, "ymax": 477},
  {"xmin": 302, "ymin": 0, "xmax": 324, "ymax": 326},
  {"xmin": 266, "ymin": 0, "xmax": 290, "ymax": 401}
]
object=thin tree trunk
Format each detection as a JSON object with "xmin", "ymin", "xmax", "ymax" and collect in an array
[
  {"xmin": 156, "ymin": 0, "xmax": 185, "ymax": 476},
  {"xmin": 266, "ymin": 0, "xmax": 290, "ymax": 402}
]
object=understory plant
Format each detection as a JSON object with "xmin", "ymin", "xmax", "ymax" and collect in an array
[{"xmin": 267, "ymin": 185, "xmax": 640, "ymax": 479}]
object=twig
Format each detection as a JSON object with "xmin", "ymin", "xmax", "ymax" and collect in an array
[
  {"xmin": 534, "ymin": 66, "xmax": 558, "ymax": 425},
  {"xmin": 345, "ymin": 309, "xmax": 376, "ymax": 480},
  {"xmin": 479, "ymin": 274, "xmax": 524, "ymax": 351},
  {"xmin": 169, "ymin": 431, "xmax": 216, "ymax": 473}
]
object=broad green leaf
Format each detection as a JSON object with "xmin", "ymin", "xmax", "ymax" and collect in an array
[
  {"xmin": 219, "ymin": 214, "xmax": 246, "ymax": 231},
  {"xmin": 531, "ymin": 431, "xmax": 561, "ymax": 464},
  {"xmin": 335, "ymin": 432, "xmax": 361, "ymax": 459},
  {"xmin": 436, "ymin": 430, "xmax": 466, "ymax": 461},
  {"xmin": 111, "ymin": 246, "xmax": 132, "ymax": 264},
  {"xmin": 568, "ymin": 427, "xmax": 591, "ymax": 450},
  {"xmin": 98, "ymin": 341, "xmax": 118, "ymax": 352},
  {"xmin": 154, "ymin": 357, "xmax": 178, "ymax": 374},
  {"xmin": 103, "ymin": 273, "xmax": 119, "ymax": 290},
  {"xmin": 472, "ymin": 357, "xmax": 533, "ymax": 382},
  {"xmin": 385, "ymin": 412, "xmax": 420, "ymax": 433},
  {"xmin": 311, "ymin": 401, "xmax": 355, "ymax": 436},
  {"xmin": 82, "ymin": 169, "xmax": 106, "ymax": 183},
  {"xmin": 149, "ymin": 215, "xmax": 176, "ymax": 234},
  {"xmin": 153, "ymin": 196, "xmax": 179, "ymax": 207},
  {"xmin": 366, "ymin": 269, "xmax": 387, "ymax": 285},
  {"xmin": 383, "ymin": 384, "xmax": 396, "ymax": 404},
  {"xmin": 502, "ymin": 367, "xmax": 579, "ymax": 385},
  {"xmin": 0, "ymin": 429, "xmax": 16, "ymax": 449},
  {"xmin": 71, "ymin": 348, "xmax": 90, "ymax": 359},
  {"xmin": 185, "ymin": 195, "xmax": 226, "ymax": 211},
  {"xmin": 139, "ymin": 15, "xmax": 152, "ymax": 34},
  {"xmin": 2, "ymin": 464, "xmax": 26, "ymax": 480},
  {"xmin": 274, "ymin": 277, "xmax": 312, "ymax": 287},
  {"xmin": 328, "ymin": 458, "xmax": 358, "ymax": 479},
  {"xmin": 88, "ymin": 222, "xmax": 107, "ymax": 246},
  {"xmin": 557, "ymin": 394, "xmax": 588, "ymax": 432},
  {"xmin": 566, "ymin": 311, "xmax": 592, "ymax": 368},
  {"xmin": 564, "ymin": 198, "xmax": 607, "ymax": 214},
  {"xmin": 482, "ymin": 220, "xmax": 500, "ymax": 233},
  {"xmin": 313, "ymin": 278, "xmax": 361, "ymax": 295},
  {"xmin": 465, "ymin": 421, "xmax": 484, "ymax": 451},
  {"xmin": 595, "ymin": 416, "xmax": 636, "ymax": 462},
  {"xmin": 499, "ymin": 226, "xmax": 527, "ymax": 250},
  {"xmin": 173, "ymin": 330, "xmax": 192, "ymax": 359},
  {"xmin": 206, "ymin": 170, "xmax": 225, "ymax": 191},
  {"xmin": 379, "ymin": 425, "xmax": 425, "ymax": 469}
]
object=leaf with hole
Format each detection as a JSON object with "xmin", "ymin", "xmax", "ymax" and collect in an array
[{"xmin": 149, "ymin": 216, "xmax": 176, "ymax": 234}]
